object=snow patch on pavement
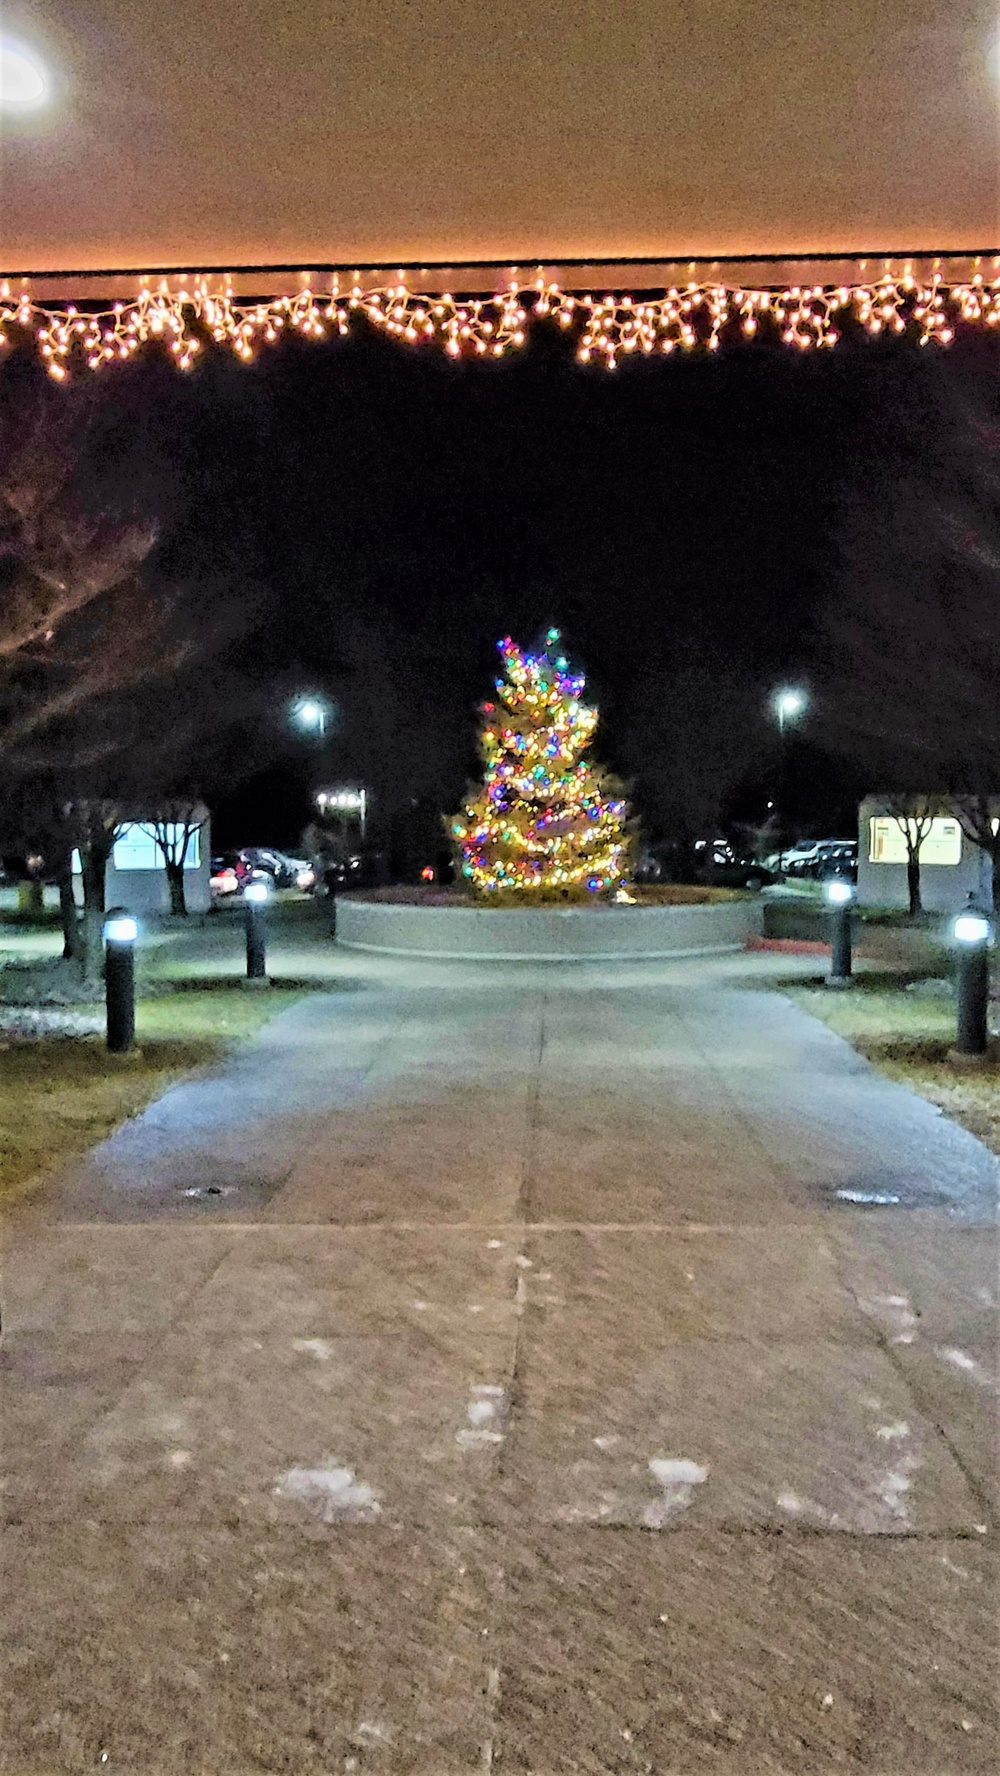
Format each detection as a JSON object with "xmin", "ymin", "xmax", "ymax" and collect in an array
[
  {"xmin": 274, "ymin": 1462, "xmax": 381, "ymax": 1522},
  {"xmin": 644, "ymin": 1456, "xmax": 708, "ymax": 1527},
  {"xmin": 456, "ymin": 1384, "xmax": 506, "ymax": 1448},
  {"xmin": 291, "ymin": 1338, "xmax": 334, "ymax": 1361},
  {"xmin": 877, "ymin": 1454, "xmax": 920, "ymax": 1526},
  {"xmin": 777, "ymin": 1490, "xmax": 832, "ymax": 1523},
  {"xmin": 354, "ymin": 1720, "xmax": 393, "ymax": 1747},
  {"xmin": 859, "ymin": 1292, "xmax": 919, "ymax": 1344},
  {"xmin": 938, "ymin": 1347, "xmax": 996, "ymax": 1390}
]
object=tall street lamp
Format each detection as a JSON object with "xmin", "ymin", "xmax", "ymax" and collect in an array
[
  {"xmin": 0, "ymin": 41, "xmax": 50, "ymax": 109},
  {"xmin": 317, "ymin": 786, "xmax": 368, "ymax": 843},
  {"xmin": 773, "ymin": 686, "xmax": 807, "ymax": 739},
  {"xmin": 291, "ymin": 695, "xmax": 331, "ymax": 740},
  {"xmin": 771, "ymin": 686, "xmax": 808, "ymax": 872}
]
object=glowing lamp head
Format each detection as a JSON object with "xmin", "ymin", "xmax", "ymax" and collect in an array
[
  {"xmin": 825, "ymin": 879, "xmax": 853, "ymax": 905},
  {"xmin": 0, "ymin": 43, "xmax": 49, "ymax": 108},
  {"xmin": 298, "ymin": 701, "xmax": 322, "ymax": 726},
  {"xmin": 774, "ymin": 687, "xmax": 807, "ymax": 721},
  {"xmin": 954, "ymin": 912, "xmax": 990, "ymax": 945},
  {"xmin": 244, "ymin": 881, "xmax": 269, "ymax": 904},
  {"xmin": 103, "ymin": 914, "xmax": 138, "ymax": 944}
]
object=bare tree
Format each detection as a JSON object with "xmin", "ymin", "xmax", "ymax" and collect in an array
[
  {"xmin": 59, "ymin": 799, "xmax": 124, "ymax": 980},
  {"xmin": 0, "ymin": 391, "xmax": 157, "ymax": 748},
  {"xmin": 151, "ymin": 802, "xmax": 207, "ymax": 916},
  {"xmin": 884, "ymin": 795, "xmax": 938, "ymax": 917},
  {"xmin": 950, "ymin": 793, "xmax": 1000, "ymax": 911},
  {"xmin": 0, "ymin": 386, "xmax": 266, "ymax": 967}
]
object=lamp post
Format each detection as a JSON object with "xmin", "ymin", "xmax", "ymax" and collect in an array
[
  {"xmin": 824, "ymin": 877, "xmax": 854, "ymax": 987},
  {"xmin": 316, "ymin": 786, "xmax": 368, "ymax": 842},
  {"xmin": 244, "ymin": 880, "xmax": 269, "ymax": 984},
  {"xmin": 291, "ymin": 696, "xmax": 331, "ymax": 741},
  {"xmin": 103, "ymin": 911, "xmax": 137, "ymax": 1053},
  {"xmin": 951, "ymin": 908, "xmax": 991, "ymax": 1060},
  {"xmin": 0, "ymin": 42, "xmax": 50, "ymax": 109},
  {"xmin": 771, "ymin": 687, "xmax": 808, "ymax": 872}
]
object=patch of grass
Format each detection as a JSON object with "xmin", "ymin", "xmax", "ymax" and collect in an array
[
  {"xmin": 0, "ymin": 984, "xmax": 306, "ymax": 1210},
  {"xmin": 784, "ymin": 969, "xmax": 1000, "ymax": 1159},
  {"xmin": 0, "ymin": 906, "xmax": 63, "ymax": 929}
]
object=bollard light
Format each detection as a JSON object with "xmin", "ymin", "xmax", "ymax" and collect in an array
[
  {"xmin": 244, "ymin": 880, "xmax": 268, "ymax": 981},
  {"xmin": 824, "ymin": 877, "xmax": 854, "ymax": 986},
  {"xmin": 104, "ymin": 914, "xmax": 138, "ymax": 943},
  {"xmin": 103, "ymin": 909, "xmax": 137, "ymax": 1052},
  {"xmin": 951, "ymin": 906, "xmax": 991, "ymax": 1059},
  {"xmin": 954, "ymin": 912, "xmax": 990, "ymax": 946}
]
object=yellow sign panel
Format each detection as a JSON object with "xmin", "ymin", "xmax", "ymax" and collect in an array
[{"xmin": 869, "ymin": 817, "xmax": 962, "ymax": 867}]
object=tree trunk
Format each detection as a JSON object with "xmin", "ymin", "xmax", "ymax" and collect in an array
[
  {"xmin": 906, "ymin": 853, "xmax": 922, "ymax": 918},
  {"xmin": 165, "ymin": 860, "xmax": 187, "ymax": 916},
  {"xmin": 79, "ymin": 842, "xmax": 110, "ymax": 983},
  {"xmin": 56, "ymin": 854, "xmax": 81, "ymax": 961}
]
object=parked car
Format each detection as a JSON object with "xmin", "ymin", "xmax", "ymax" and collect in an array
[
  {"xmin": 240, "ymin": 847, "xmax": 295, "ymax": 887},
  {"xmin": 209, "ymin": 853, "xmax": 251, "ymax": 895},
  {"xmin": 286, "ymin": 857, "xmax": 316, "ymax": 890},
  {"xmin": 780, "ymin": 843, "xmax": 825, "ymax": 877},
  {"xmin": 813, "ymin": 841, "xmax": 858, "ymax": 882},
  {"xmin": 316, "ymin": 854, "xmax": 363, "ymax": 893},
  {"xmin": 762, "ymin": 839, "xmax": 859, "ymax": 883},
  {"xmin": 708, "ymin": 855, "xmax": 780, "ymax": 892}
]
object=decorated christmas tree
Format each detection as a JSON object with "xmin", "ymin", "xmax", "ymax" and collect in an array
[{"xmin": 451, "ymin": 630, "xmax": 632, "ymax": 899}]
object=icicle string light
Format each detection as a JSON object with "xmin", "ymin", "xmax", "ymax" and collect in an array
[
  {"xmin": 452, "ymin": 632, "xmax": 631, "ymax": 899},
  {"xmin": 2, "ymin": 259, "xmax": 999, "ymax": 376}
]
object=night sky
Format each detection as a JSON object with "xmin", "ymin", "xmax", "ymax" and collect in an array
[{"xmin": 44, "ymin": 321, "xmax": 989, "ymax": 864}]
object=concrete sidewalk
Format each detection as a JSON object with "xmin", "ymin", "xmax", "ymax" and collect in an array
[{"xmin": 2, "ymin": 949, "xmax": 998, "ymax": 1773}]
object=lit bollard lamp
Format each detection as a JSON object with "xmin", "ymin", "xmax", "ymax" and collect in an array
[
  {"xmin": 824, "ymin": 877, "xmax": 854, "ymax": 988},
  {"xmin": 103, "ymin": 911, "xmax": 138, "ymax": 1053},
  {"xmin": 243, "ymin": 879, "xmax": 269, "ymax": 985},
  {"xmin": 951, "ymin": 908, "xmax": 992, "ymax": 1062}
]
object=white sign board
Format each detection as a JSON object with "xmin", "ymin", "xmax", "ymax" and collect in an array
[
  {"xmin": 72, "ymin": 824, "xmax": 201, "ymax": 874},
  {"xmin": 868, "ymin": 816, "xmax": 961, "ymax": 867}
]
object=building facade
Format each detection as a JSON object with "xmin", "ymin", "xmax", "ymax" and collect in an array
[
  {"xmin": 856, "ymin": 797, "xmax": 992, "ymax": 913},
  {"xmin": 72, "ymin": 813, "xmax": 212, "ymax": 915}
]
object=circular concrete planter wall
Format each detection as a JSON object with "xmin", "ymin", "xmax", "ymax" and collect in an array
[{"xmin": 335, "ymin": 896, "xmax": 763, "ymax": 961}]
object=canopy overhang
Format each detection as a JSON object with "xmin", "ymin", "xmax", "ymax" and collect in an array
[
  {"xmin": 3, "ymin": 252, "xmax": 999, "ymax": 375},
  {"xmin": 2, "ymin": 1, "xmax": 998, "ymax": 369}
]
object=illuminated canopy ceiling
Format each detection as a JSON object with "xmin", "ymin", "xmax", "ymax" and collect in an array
[{"xmin": 1, "ymin": 1, "xmax": 998, "ymax": 370}]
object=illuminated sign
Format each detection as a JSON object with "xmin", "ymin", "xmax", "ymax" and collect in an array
[
  {"xmin": 72, "ymin": 824, "xmax": 201, "ymax": 874},
  {"xmin": 868, "ymin": 817, "xmax": 961, "ymax": 866}
]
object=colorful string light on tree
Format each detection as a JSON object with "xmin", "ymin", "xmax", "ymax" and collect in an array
[{"xmin": 451, "ymin": 632, "xmax": 631, "ymax": 899}]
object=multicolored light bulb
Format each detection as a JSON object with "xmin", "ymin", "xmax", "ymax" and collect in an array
[{"xmin": 451, "ymin": 636, "xmax": 631, "ymax": 898}]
